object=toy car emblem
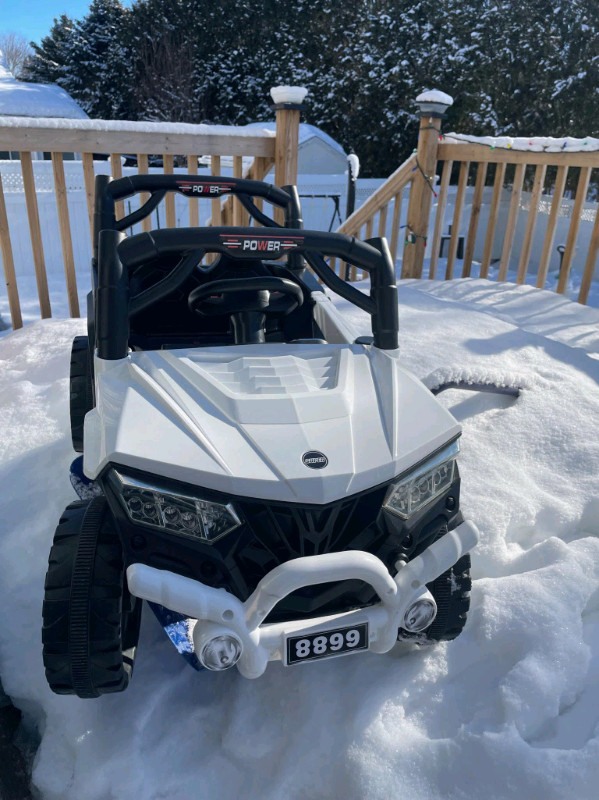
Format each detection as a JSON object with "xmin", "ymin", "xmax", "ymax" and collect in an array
[{"xmin": 302, "ymin": 451, "xmax": 328, "ymax": 469}]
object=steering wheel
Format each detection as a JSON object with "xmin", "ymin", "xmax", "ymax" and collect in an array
[
  {"xmin": 188, "ymin": 276, "xmax": 303, "ymax": 316},
  {"xmin": 188, "ymin": 276, "xmax": 304, "ymax": 344}
]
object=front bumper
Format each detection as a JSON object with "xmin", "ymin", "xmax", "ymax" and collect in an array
[{"xmin": 127, "ymin": 519, "xmax": 479, "ymax": 678}]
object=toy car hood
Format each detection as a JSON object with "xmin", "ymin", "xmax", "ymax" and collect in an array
[{"xmin": 84, "ymin": 343, "xmax": 461, "ymax": 504}]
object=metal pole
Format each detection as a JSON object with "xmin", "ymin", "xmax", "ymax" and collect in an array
[{"xmin": 346, "ymin": 152, "xmax": 359, "ymax": 219}]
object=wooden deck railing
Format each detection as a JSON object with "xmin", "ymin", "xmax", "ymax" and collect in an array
[
  {"xmin": 336, "ymin": 93, "xmax": 599, "ymax": 305},
  {"xmin": 335, "ymin": 154, "xmax": 417, "ymax": 280},
  {"xmin": 0, "ymin": 86, "xmax": 301, "ymax": 329},
  {"xmin": 432, "ymin": 140, "xmax": 599, "ymax": 303},
  {"xmin": 3, "ymin": 87, "xmax": 598, "ymax": 329}
]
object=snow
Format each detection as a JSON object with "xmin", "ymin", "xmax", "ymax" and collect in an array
[
  {"xmin": 405, "ymin": 279, "xmax": 599, "ymax": 358},
  {"xmin": 0, "ymin": 114, "xmax": 276, "ymax": 138},
  {"xmin": 347, "ymin": 153, "xmax": 360, "ymax": 179},
  {"xmin": 444, "ymin": 133, "xmax": 599, "ymax": 153},
  {"xmin": 416, "ymin": 90, "xmax": 454, "ymax": 107},
  {"xmin": 269, "ymin": 86, "xmax": 308, "ymax": 105},
  {"xmin": 422, "ymin": 364, "xmax": 530, "ymax": 394},
  {"xmin": 0, "ymin": 55, "xmax": 87, "ymax": 120},
  {"xmin": 1, "ymin": 281, "xmax": 599, "ymax": 799}
]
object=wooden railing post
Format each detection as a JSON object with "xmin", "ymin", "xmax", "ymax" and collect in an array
[
  {"xmin": 0, "ymin": 174, "xmax": 22, "ymax": 329},
  {"xmin": 272, "ymin": 85, "xmax": 306, "ymax": 223},
  {"xmin": 402, "ymin": 90, "xmax": 453, "ymax": 279}
]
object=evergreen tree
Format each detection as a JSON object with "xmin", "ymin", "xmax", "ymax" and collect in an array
[
  {"xmin": 127, "ymin": 0, "xmax": 198, "ymax": 121},
  {"xmin": 67, "ymin": 0, "xmax": 132, "ymax": 118},
  {"xmin": 24, "ymin": 15, "xmax": 76, "ymax": 87},
  {"xmin": 21, "ymin": 0, "xmax": 599, "ymax": 176}
]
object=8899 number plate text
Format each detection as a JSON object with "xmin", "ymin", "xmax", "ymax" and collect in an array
[{"xmin": 286, "ymin": 623, "xmax": 369, "ymax": 665}]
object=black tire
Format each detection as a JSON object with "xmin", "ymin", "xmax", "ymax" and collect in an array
[
  {"xmin": 398, "ymin": 519, "xmax": 472, "ymax": 645},
  {"xmin": 70, "ymin": 336, "xmax": 94, "ymax": 453},
  {"xmin": 42, "ymin": 498, "xmax": 142, "ymax": 698}
]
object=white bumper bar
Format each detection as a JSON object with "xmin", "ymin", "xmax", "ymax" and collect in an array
[{"xmin": 127, "ymin": 519, "xmax": 480, "ymax": 678}]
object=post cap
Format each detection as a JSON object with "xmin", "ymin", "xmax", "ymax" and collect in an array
[
  {"xmin": 415, "ymin": 90, "xmax": 454, "ymax": 117},
  {"xmin": 270, "ymin": 86, "xmax": 308, "ymax": 105}
]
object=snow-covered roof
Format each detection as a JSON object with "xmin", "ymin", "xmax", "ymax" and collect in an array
[
  {"xmin": 0, "ymin": 54, "xmax": 88, "ymax": 120},
  {"xmin": 444, "ymin": 132, "xmax": 599, "ymax": 153},
  {"xmin": 245, "ymin": 122, "xmax": 346, "ymax": 156}
]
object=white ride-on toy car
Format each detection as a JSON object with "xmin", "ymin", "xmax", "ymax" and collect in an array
[{"xmin": 42, "ymin": 174, "xmax": 479, "ymax": 696}]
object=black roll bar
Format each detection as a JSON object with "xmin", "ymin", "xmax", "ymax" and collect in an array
[
  {"xmin": 117, "ymin": 227, "xmax": 398, "ymax": 351},
  {"xmin": 95, "ymin": 174, "xmax": 399, "ymax": 359},
  {"xmin": 97, "ymin": 174, "xmax": 302, "ymax": 236},
  {"xmin": 96, "ymin": 229, "xmax": 129, "ymax": 360}
]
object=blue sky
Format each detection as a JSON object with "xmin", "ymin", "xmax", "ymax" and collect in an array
[{"xmin": 4, "ymin": 1, "xmax": 132, "ymax": 45}]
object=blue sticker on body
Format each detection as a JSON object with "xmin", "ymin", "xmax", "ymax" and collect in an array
[{"xmin": 148, "ymin": 603, "xmax": 203, "ymax": 671}]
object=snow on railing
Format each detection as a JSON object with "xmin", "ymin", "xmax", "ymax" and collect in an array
[
  {"xmin": 0, "ymin": 115, "xmax": 276, "ymax": 138},
  {"xmin": 442, "ymin": 133, "xmax": 599, "ymax": 153}
]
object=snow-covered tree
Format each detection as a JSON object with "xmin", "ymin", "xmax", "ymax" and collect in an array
[
  {"xmin": 22, "ymin": 0, "xmax": 599, "ymax": 176},
  {"xmin": 66, "ymin": 0, "xmax": 132, "ymax": 118},
  {"xmin": 25, "ymin": 15, "xmax": 76, "ymax": 87},
  {"xmin": 126, "ymin": 0, "xmax": 197, "ymax": 121}
]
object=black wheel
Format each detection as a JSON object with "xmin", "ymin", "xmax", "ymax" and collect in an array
[
  {"xmin": 42, "ymin": 498, "xmax": 142, "ymax": 697},
  {"xmin": 70, "ymin": 336, "xmax": 94, "ymax": 453},
  {"xmin": 398, "ymin": 519, "xmax": 472, "ymax": 645}
]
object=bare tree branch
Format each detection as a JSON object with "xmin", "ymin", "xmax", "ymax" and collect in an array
[{"xmin": 0, "ymin": 32, "xmax": 32, "ymax": 79}]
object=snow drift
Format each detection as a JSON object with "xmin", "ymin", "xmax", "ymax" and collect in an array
[{"xmin": 0, "ymin": 283, "xmax": 598, "ymax": 800}]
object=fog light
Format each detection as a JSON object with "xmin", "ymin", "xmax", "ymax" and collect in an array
[
  {"xmin": 403, "ymin": 598, "xmax": 437, "ymax": 633},
  {"xmin": 199, "ymin": 634, "xmax": 243, "ymax": 671}
]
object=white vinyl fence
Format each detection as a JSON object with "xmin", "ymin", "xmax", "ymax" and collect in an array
[{"xmin": 430, "ymin": 184, "xmax": 599, "ymax": 280}]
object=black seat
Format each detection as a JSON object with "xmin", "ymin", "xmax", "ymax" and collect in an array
[{"xmin": 128, "ymin": 254, "xmax": 326, "ymax": 351}]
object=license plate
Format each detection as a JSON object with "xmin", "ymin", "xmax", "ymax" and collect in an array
[{"xmin": 286, "ymin": 622, "xmax": 369, "ymax": 666}]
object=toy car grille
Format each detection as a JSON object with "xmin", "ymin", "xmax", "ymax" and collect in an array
[{"xmin": 233, "ymin": 483, "xmax": 395, "ymax": 622}]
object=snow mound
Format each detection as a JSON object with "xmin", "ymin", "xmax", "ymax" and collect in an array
[
  {"xmin": 422, "ymin": 365, "xmax": 531, "ymax": 394},
  {"xmin": 1, "ymin": 285, "xmax": 599, "ymax": 799}
]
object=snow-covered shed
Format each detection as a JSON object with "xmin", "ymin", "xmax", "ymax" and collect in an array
[
  {"xmin": 0, "ymin": 52, "xmax": 87, "ymax": 159},
  {"xmin": 0, "ymin": 59, "xmax": 87, "ymax": 120},
  {"xmin": 245, "ymin": 122, "xmax": 347, "ymax": 174}
]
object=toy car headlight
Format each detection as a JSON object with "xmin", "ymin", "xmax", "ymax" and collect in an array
[
  {"xmin": 109, "ymin": 469, "xmax": 242, "ymax": 543},
  {"xmin": 383, "ymin": 441, "xmax": 459, "ymax": 520}
]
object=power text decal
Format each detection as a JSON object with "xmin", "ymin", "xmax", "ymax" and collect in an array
[
  {"xmin": 177, "ymin": 181, "xmax": 236, "ymax": 196},
  {"xmin": 219, "ymin": 234, "xmax": 304, "ymax": 253}
]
